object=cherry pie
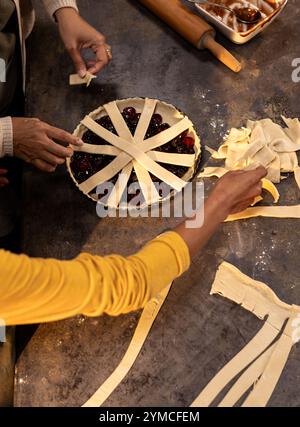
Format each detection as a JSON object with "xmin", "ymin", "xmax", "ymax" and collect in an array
[{"xmin": 67, "ymin": 98, "xmax": 201, "ymax": 208}]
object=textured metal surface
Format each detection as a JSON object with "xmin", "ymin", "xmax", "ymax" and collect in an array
[{"xmin": 15, "ymin": 0, "xmax": 300, "ymax": 407}]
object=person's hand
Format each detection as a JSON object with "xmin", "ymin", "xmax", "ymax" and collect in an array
[
  {"xmin": 209, "ymin": 166, "xmax": 267, "ymax": 217},
  {"xmin": 0, "ymin": 169, "xmax": 9, "ymax": 187},
  {"xmin": 55, "ymin": 8, "xmax": 112, "ymax": 77},
  {"xmin": 12, "ymin": 118, "xmax": 83, "ymax": 173}
]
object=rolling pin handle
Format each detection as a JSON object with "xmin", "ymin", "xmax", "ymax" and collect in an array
[{"xmin": 202, "ymin": 33, "xmax": 242, "ymax": 73}]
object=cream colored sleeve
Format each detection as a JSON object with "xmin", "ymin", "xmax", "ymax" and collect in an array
[
  {"xmin": 42, "ymin": 0, "xmax": 78, "ymax": 18},
  {"xmin": 0, "ymin": 231, "xmax": 190, "ymax": 326},
  {"xmin": 0, "ymin": 117, "xmax": 13, "ymax": 158}
]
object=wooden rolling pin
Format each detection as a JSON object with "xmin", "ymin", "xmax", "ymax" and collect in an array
[{"xmin": 138, "ymin": 0, "xmax": 241, "ymax": 73}]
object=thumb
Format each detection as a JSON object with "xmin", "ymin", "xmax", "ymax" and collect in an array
[{"xmin": 68, "ymin": 47, "xmax": 87, "ymax": 78}]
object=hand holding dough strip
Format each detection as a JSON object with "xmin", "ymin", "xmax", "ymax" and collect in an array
[
  {"xmin": 200, "ymin": 117, "xmax": 300, "ymax": 188},
  {"xmin": 82, "ymin": 283, "xmax": 172, "ymax": 407},
  {"xmin": 191, "ymin": 262, "xmax": 300, "ymax": 407}
]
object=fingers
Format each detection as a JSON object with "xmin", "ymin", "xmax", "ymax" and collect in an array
[
  {"xmin": 244, "ymin": 181, "xmax": 263, "ymax": 201},
  {"xmin": 68, "ymin": 47, "xmax": 87, "ymax": 78},
  {"xmin": 38, "ymin": 150, "xmax": 66, "ymax": 167},
  {"xmin": 87, "ymin": 42, "xmax": 111, "ymax": 75},
  {"xmin": 242, "ymin": 165, "xmax": 267, "ymax": 184},
  {"xmin": 46, "ymin": 125, "xmax": 83, "ymax": 148},
  {"xmin": 230, "ymin": 198, "xmax": 255, "ymax": 215},
  {"xmin": 46, "ymin": 140, "xmax": 73, "ymax": 159},
  {"xmin": 31, "ymin": 159, "xmax": 57, "ymax": 173},
  {"xmin": 0, "ymin": 169, "xmax": 9, "ymax": 186}
]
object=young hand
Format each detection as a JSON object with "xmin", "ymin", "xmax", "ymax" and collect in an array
[
  {"xmin": 0, "ymin": 169, "xmax": 9, "ymax": 187},
  {"xmin": 12, "ymin": 118, "xmax": 83, "ymax": 172},
  {"xmin": 176, "ymin": 166, "xmax": 267, "ymax": 258},
  {"xmin": 55, "ymin": 8, "xmax": 112, "ymax": 77},
  {"xmin": 209, "ymin": 166, "xmax": 267, "ymax": 218}
]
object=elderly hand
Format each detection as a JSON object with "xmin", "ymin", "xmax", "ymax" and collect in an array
[
  {"xmin": 209, "ymin": 166, "xmax": 267, "ymax": 216},
  {"xmin": 55, "ymin": 8, "xmax": 112, "ymax": 78},
  {"xmin": 0, "ymin": 169, "xmax": 9, "ymax": 187},
  {"xmin": 12, "ymin": 118, "xmax": 83, "ymax": 173}
]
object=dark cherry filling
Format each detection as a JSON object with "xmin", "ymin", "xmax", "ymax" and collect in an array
[{"xmin": 70, "ymin": 106, "xmax": 196, "ymax": 201}]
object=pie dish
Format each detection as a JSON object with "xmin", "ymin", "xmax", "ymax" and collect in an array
[
  {"xmin": 194, "ymin": 0, "xmax": 288, "ymax": 44},
  {"xmin": 67, "ymin": 98, "xmax": 201, "ymax": 208}
]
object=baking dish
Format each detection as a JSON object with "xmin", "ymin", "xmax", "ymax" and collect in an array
[{"xmin": 193, "ymin": 0, "xmax": 288, "ymax": 44}]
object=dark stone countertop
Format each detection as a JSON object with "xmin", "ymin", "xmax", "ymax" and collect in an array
[{"xmin": 15, "ymin": 0, "xmax": 300, "ymax": 407}]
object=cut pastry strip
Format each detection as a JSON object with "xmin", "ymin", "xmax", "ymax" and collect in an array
[
  {"xmin": 107, "ymin": 163, "xmax": 133, "ymax": 208},
  {"xmin": 142, "ymin": 116, "xmax": 193, "ymax": 151},
  {"xmin": 74, "ymin": 143, "xmax": 120, "ymax": 156},
  {"xmin": 82, "ymin": 283, "xmax": 172, "ymax": 407},
  {"xmin": 134, "ymin": 98, "xmax": 157, "ymax": 143},
  {"xmin": 103, "ymin": 101, "xmax": 160, "ymax": 203},
  {"xmin": 104, "ymin": 101, "xmax": 134, "ymax": 141},
  {"xmin": 190, "ymin": 322, "xmax": 280, "ymax": 407},
  {"xmin": 252, "ymin": 196, "xmax": 263, "ymax": 206},
  {"xmin": 133, "ymin": 160, "xmax": 161, "ymax": 205},
  {"xmin": 198, "ymin": 166, "xmax": 228, "ymax": 179},
  {"xmin": 69, "ymin": 72, "xmax": 96, "ymax": 87},
  {"xmin": 261, "ymin": 178, "xmax": 279, "ymax": 203},
  {"xmin": 278, "ymin": 152, "xmax": 298, "ymax": 172},
  {"xmin": 226, "ymin": 205, "xmax": 300, "ymax": 222},
  {"xmin": 132, "ymin": 100, "xmax": 160, "ymax": 204},
  {"xmin": 282, "ymin": 116, "xmax": 300, "ymax": 146},
  {"xmin": 218, "ymin": 342, "xmax": 276, "ymax": 407},
  {"xmin": 211, "ymin": 128, "xmax": 251, "ymax": 160},
  {"xmin": 232, "ymin": 139, "xmax": 266, "ymax": 168},
  {"xmin": 242, "ymin": 314, "xmax": 295, "ymax": 407},
  {"xmin": 192, "ymin": 262, "xmax": 300, "ymax": 408},
  {"xmin": 81, "ymin": 116, "xmax": 186, "ymax": 191},
  {"xmin": 79, "ymin": 152, "xmax": 131, "ymax": 194},
  {"xmin": 148, "ymin": 151, "xmax": 195, "ymax": 167},
  {"xmin": 266, "ymin": 154, "xmax": 281, "ymax": 183},
  {"xmin": 252, "ymin": 146, "xmax": 276, "ymax": 168},
  {"xmin": 81, "ymin": 116, "xmax": 134, "ymax": 149},
  {"xmin": 205, "ymin": 145, "xmax": 218, "ymax": 157}
]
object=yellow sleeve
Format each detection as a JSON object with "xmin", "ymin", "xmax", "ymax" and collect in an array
[{"xmin": 0, "ymin": 231, "xmax": 190, "ymax": 326}]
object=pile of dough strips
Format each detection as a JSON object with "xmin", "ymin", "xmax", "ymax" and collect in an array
[
  {"xmin": 199, "ymin": 117, "xmax": 300, "ymax": 209},
  {"xmin": 201, "ymin": 116, "xmax": 300, "ymax": 183}
]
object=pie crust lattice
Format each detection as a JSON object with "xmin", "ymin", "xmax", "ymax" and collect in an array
[{"xmin": 67, "ymin": 98, "xmax": 201, "ymax": 208}]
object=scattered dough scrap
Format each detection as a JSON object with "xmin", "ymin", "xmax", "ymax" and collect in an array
[{"xmin": 69, "ymin": 72, "xmax": 96, "ymax": 87}]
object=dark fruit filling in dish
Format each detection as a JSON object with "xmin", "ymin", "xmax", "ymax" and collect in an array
[{"xmin": 70, "ymin": 107, "xmax": 196, "ymax": 199}]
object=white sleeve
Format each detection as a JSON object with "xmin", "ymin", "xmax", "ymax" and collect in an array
[
  {"xmin": 0, "ymin": 117, "xmax": 13, "ymax": 158},
  {"xmin": 42, "ymin": 0, "xmax": 79, "ymax": 18}
]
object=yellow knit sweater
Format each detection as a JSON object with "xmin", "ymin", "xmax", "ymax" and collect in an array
[{"xmin": 0, "ymin": 231, "xmax": 190, "ymax": 326}]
